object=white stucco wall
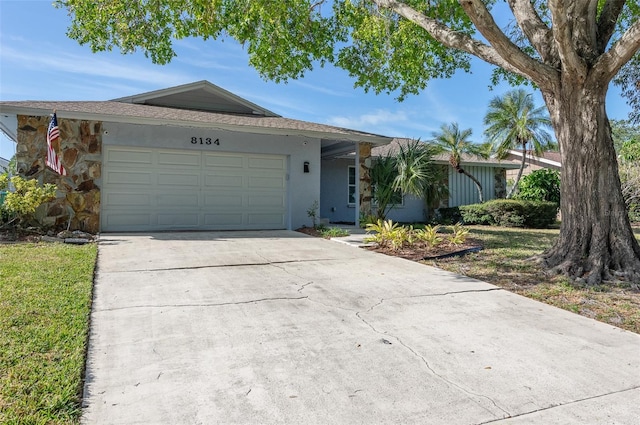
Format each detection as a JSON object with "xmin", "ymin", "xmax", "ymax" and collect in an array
[{"xmin": 102, "ymin": 122, "xmax": 321, "ymax": 230}]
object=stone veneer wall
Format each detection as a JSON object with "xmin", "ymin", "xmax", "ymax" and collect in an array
[
  {"xmin": 358, "ymin": 142, "xmax": 372, "ymax": 219},
  {"xmin": 16, "ymin": 115, "xmax": 102, "ymax": 233},
  {"xmin": 494, "ymin": 167, "xmax": 507, "ymax": 199}
]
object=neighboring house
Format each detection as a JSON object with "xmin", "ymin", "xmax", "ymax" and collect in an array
[
  {"xmin": 0, "ymin": 156, "xmax": 8, "ymax": 172},
  {"xmin": 0, "ymin": 81, "xmax": 392, "ymax": 233},
  {"xmin": 503, "ymin": 149, "xmax": 562, "ymax": 182},
  {"xmin": 321, "ymin": 138, "xmax": 521, "ymax": 223}
]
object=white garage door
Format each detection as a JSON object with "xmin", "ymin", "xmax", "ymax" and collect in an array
[{"xmin": 101, "ymin": 146, "xmax": 288, "ymax": 232}]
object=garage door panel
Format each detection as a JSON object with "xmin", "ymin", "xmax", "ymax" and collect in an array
[
  {"xmin": 157, "ymin": 172, "xmax": 200, "ymax": 187},
  {"xmin": 158, "ymin": 151, "xmax": 201, "ymax": 167},
  {"xmin": 157, "ymin": 192, "xmax": 199, "ymax": 207},
  {"xmin": 204, "ymin": 174, "xmax": 244, "ymax": 188},
  {"xmin": 204, "ymin": 154, "xmax": 244, "ymax": 168},
  {"xmin": 102, "ymin": 147, "xmax": 287, "ymax": 231},
  {"xmin": 248, "ymin": 193, "xmax": 286, "ymax": 208},
  {"xmin": 248, "ymin": 156, "xmax": 286, "ymax": 170},
  {"xmin": 107, "ymin": 171, "xmax": 153, "ymax": 185},
  {"xmin": 106, "ymin": 149, "xmax": 153, "ymax": 164},
  {"xmin": 248, "ymin": 175, "xmax": 285, "ymax": 189},
  {"xmin": 203, "ymin": 213, "xmax": 244, "ymax": 226},
  {"xmin": 248, "ymin": 213, "xmax": 286, "ymax": 226},
  {"xmin": 203, "ymin": 193, "xmax": 243, "ymax": 208},
  {"xmin": 105, "ymin": 192, "xmax": 151, "ymax": 207},
  {"xmin": 105, "ymin": 212, "xmax": 151, "ymax": 227},
  {"xmin": 157, "ymin": 213, "xmax": 199, "ymax": 226}
]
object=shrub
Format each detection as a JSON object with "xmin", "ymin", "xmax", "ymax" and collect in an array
[
  {"xmin": 435, "ymin": 206, "xmax": 461, "ymax": 224},
  {"xmin": 515, "ymin": 169, "xmax": 561, "ymax": 204},
  {"xmin": 460, "ymin": 199, "xmax": 557, "ymax": 228},
  {"xmin": 0, "ymin": 175, "xmax": 57, "ymax": 226},
  {"xmin": 456, "ymin": 203, "xmax": 492, "ymax": 225}
]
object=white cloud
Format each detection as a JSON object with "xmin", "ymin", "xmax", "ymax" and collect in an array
[
  {"xmin": 0, "ymin": 43, "xmax": 190, "ymax": 87},
  {"xmin": 327, "ymin": 109, "xmax": 408, "ymax": 129}
]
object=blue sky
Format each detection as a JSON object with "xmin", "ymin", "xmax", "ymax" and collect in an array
[{"xmin": 0, "ymin": 0, "xmax": 633, "ymax": 160}]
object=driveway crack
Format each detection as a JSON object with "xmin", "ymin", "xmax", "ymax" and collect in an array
[
  {"xmin": 356, "ymin": 298, "xmax": 511, "ymax": 419},
  {"xmin": 95, "ymin": 296, "xmax": 308, "ymax": 312},
  {"xmin": 476, "ymin": 385, "xmax": 640, "ymax": 424}
]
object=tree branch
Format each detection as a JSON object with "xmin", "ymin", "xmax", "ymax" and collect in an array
[
  {"xmin": 373, "ymin": 0, "xmax": 558, "ymax": 88},
  {"xmin": 593, "ymin": 18, "xmax": 640, "ymax": 83},
  {"xmin": 459, "ymin": 0, "xmax": 558, "ymax": 88},
  {"xmin": 506, "ymin": 0, "xmax": 558, "ymax": 64},
  {"xmin": 549, "ymin": 0, "xmax": 588, "ymax": 80},
  {"xmin": 597, "ymin": 0, "xmax": 627, "ymax": 53}
]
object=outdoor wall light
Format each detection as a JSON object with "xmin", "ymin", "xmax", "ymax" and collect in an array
[{"xmin": 304, "ymin": 161, "xmax": 310, "ymax": 173}]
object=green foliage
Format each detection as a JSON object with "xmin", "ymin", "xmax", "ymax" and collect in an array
[
  {"xmin": 460, "ymin": 199, "xmax": 557, "ymax": 228},
  {"xmin": 414, "ymin": 224, "xmax": 443, "ymax": 247},
  {"xmin": 431, "ymin": 122, "xmax": 486, "ymax": 202},
  {"xmin": 359, "ymin": 212, "xmax": 378, "ymax": 228},
  {"xmin": 484, "ymin": 89, "xmax": 554, "ymax": 198},
  {"xmin": 436, "ymin": 206, "xmax": 462, "ymax": 225},
  {"xmin": 307, "ymin": 200, "xmax": 319, "ymax": 228},
  {"xmin": 364, "ymin": 219, "xmax": 412, "ymax": 250},
  {"xmin": 448, "ymin": 222, "xmax": 469, "ymax": 245},
  {"xmin": 370, "ymin": 153, "xmax": 399, "ymax": 220},
  {"xmin": 365, "ymin": 219, "xmax": 470, "ymax": 251},
  {"xmin": 0, "ymin": 243, "xmax": 97, "ymax": 423},
  {"xmin": 0, "ymin": 176, "xmax": 57, "ymax": 223},
  {"xmin": 515, "ymin": 169, "xmax": 561, "ymax": 204},
  {"xmin": 457, "ymin": 203, "xmax": 493, "ymax": 225},
  {"xmin": 315, "ymin": 225, "xmax": 350, "ymax": 238}
]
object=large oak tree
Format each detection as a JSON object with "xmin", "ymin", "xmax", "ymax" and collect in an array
[{"xmin": 59, "ymin": 0, "xmax": 640, "ymax": 284}]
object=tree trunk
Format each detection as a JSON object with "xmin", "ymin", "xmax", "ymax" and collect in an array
[
  {"xmin": 541, "ymin": 82, "xmax": 640, "ymax": 285},
  {"xmin": 507, "ymin": 143, "xmax": 526, "ymax": 199},
  {"xmin": 460, "ymin": 167, "xmax": 484, "ymax": 203}
]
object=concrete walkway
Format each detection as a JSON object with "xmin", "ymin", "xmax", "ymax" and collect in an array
[{"xmin": 83, "ymin": 231, "xmax": 640, "ymax": 424}]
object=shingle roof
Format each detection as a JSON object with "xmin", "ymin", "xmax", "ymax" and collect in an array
[
  {"xmin": 0, "ymin": 100, "xmax": 391, "ymax": 144},
  {"xmin": 372, "ymin": 138, "xmax": 521, "ymax": 168}
]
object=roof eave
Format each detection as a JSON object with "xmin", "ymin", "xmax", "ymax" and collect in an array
[{"xmin": 0, "ymin": 104, "xmax": 391, "ymax": 145}]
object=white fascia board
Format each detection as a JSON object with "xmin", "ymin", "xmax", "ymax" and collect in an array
[
  {"xmin": 507, "ymin": 149, "xmax": 561, "ymax": 168},
  {"xmin": 0, "ymin": 105, "xmax": 391, "ymax": 145},
  {"xmin": 111, "ymin": 80, "xmax": 281, "ymax": 117}
]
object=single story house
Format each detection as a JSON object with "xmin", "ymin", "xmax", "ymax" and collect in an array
[
  {"xmin": 0, "ymin": 80, "xmax": 392, "ymax": 233},
  {"xmin": 321, "ymin": 138, "xmax": 521, "ymax": 223}
]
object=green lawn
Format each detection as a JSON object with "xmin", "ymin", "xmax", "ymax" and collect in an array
[
  {"xmin": 0, "ymin": 243, "xmax": 97, "ymax": 424},
  {"xmin": 429, "ymin": 226, "xmax": 640, "ymax": 334}
]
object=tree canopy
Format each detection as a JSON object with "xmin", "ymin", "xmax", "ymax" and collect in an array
[{"xmin": 59, "ymin": 1, "xmax": 639, "ymax": 114}]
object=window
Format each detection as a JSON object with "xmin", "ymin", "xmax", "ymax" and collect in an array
[{"xmin": 348, "ymin": 166, "xmax": 356, "ymax": 205}]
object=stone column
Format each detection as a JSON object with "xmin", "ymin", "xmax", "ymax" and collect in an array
[
  {"xmin": 16, "ymin": 114, "xmax": 103, "ymax": 233},
  {"xmin": 358, "ymin": 142, "xmax": 372, "ymax": 220},
  {"xmin": 494, "ymin": 168, "xmax": 507, "ymax": 199}
]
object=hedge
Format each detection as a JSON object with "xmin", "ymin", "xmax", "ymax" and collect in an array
[{"xmin": 460, "ymin": 199, "xmax": 558, "ymax": 228}]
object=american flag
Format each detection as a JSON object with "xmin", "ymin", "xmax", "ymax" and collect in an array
[{"xmin": 46, "ymin": 112, "xmax": 67, "ymax": 176}]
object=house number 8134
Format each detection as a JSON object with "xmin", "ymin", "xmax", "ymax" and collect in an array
[{"xmin": 191, "ymin": 137, "xmax": 220, "ymax": 145}]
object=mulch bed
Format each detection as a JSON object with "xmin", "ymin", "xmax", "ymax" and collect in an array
[
  {"xmin": 365, "ymin": 238, "xmax": 483, "ymax": 261},
  {"xmin": 296, "ymin": 226, "xmax": 483, "ymax": 260}
]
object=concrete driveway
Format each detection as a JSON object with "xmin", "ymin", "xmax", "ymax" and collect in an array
[{"xmin": 83, "ymin": 231, "xmax": 640, "ymax": 424}]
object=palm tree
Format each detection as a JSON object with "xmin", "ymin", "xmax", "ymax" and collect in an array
[
  {"xmin": 370, "ymin": 152, "xmax": 399, "ymax": 220},
  {"xmin": 431, "ymin": 122, "xmax": 488, "ymax": 202},
  {"xmin": 484, "ymin": 89, "xmax": 554, "ymax": 198},
  {"xmin": 392, "ymin": 140, "xmax": 448, "ymax": 220}
]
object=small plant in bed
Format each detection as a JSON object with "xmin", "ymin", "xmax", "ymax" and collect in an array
[{"xmin": 364, "ymin": 219, "xmax": 481, "ymax": 260}]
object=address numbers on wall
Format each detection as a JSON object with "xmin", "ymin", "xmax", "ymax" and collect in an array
[{"xmin": 190, "ymin": 137, "xmax": 220, "ymax": 146}]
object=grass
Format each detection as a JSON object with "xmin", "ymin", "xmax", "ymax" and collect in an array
[
  {"xmin": 0, "ymin": 242, "xmax": 97, "ymax": 424},
  {"xmin": 427, "ymin": 225, "xmax": 640, "ymax": 334}
]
